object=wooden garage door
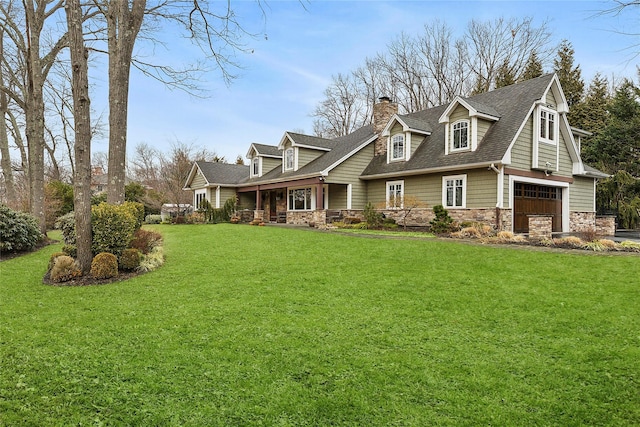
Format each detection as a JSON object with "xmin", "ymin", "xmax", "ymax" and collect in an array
[{"xmin": 514, "ymin": 183, "xmax": 562, "ymax": 233}]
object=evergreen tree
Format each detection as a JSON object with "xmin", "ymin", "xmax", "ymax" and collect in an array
[
  {"xmin": 520, "ymin": 51, "xmax": 544, "ymax": 82},
  {"xmin": 570, "ymin": 73, "xmax": 612, "ymax": 164},
  {"xmin": 495, "ymin": 60, "xmax": 516, "ymax": 88},
  {"xmin": 554, "ymin": 40, "xmax": 585, "ymax": 117},
  {"xmin": 590, "ymin": 79, "xmax": 640, "ymax": 176}
]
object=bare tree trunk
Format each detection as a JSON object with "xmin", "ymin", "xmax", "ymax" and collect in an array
[
  {"xmin": 66, "ymin": 0, "xmax": 93, "ymax": 273},
  {"xmin": 0, "ymin": 27, "xmax": 17, "ymax": 206},
  {"xmin": 105, "ymin": 0, "xmax": 146, "ymax": 204},
  {"xmin": 23, "ymin": 0, "xmax": 67, "ymax": 233}
]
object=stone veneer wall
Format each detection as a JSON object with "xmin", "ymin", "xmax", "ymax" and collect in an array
[
  {"xmin": 528, "ymin": 215, "xmax": 552, "ymax": 239},
  {"xmin": 287, "ymin": 211, "xmax": 315, "ymax": 225},
  {"xmin": 569, "ymin": 211, "xmax": 596, "ymax": 233},
  {"xmin": 236, "ymin": 210, "xmax": 254, "ymax": 223},
  {"xmin": 596, "ymin": 215, "xmax": 616, "ymax": 236}
]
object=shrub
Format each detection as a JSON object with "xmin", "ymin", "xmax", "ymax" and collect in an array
[
  {"xmin": 174, "ymin": 215, "xmax": 186, "ymax": 224},
  {"xmin": 578, "ymin": 228, "xmax": 598, "ymax": 242},
  {"xmin": 383, "ymin": 217, "xmax": 396, "ymax": 226},
  {"xmin": 55, "ymin": 212, "xmax": 76, "ymax": 245},
  {"xmin": 598, "ymin": 239, "xmax": 618, "ymax": 250},
  {"xmin": 91, "ymin": 252, "xmax": 118, "ymax": 279},
  {"xmin": 62, "ymin": 244, "xmax": 77, "ymax": 258},
  {"xmin": 130, "ymin": 229, "xmax": 163, "ymax": 254},
  {"xmin": 0, "ymin": 204, "xmax": 43, "ymax": 252},
  {"xmin": 119, "ymin": 248, "xmax": 142, "ymax": 271},
  {"xmin": 92, "ymin": 203, "xmax": 138, "ymax": 257},
  {"xmin": 344, "ymin": 217, "xmax": 361, "ymax": 225},
  {"xmin": 50, "ymin": 256, "xmax": 82, "ymax": 283},
  {"xmin": 620, "ymin": 241, "xmax": 640, "ymax": 252},
  {"xmin": 363, "ymin": 202, "xmax": 383, "ymax": 229},
  {"xmin": 48, "ymin": 252, "xmax": 67, "ymax": 271},
  {"xmin": 138, "ymin": 246, "xmax": 164, "ymax": 273},
  {"xmin": 429, "ymin": 205, "xmax": 455, "ymax": 234},
  {"xmin": 122, "ymin": 201, "xmax": 145, "ymax": 230},
  {"xmin": 145, "ymin": 214, "xmax": 162, "ymax": 224}
]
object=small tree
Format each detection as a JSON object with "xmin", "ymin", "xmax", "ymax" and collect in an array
[
  {"xmin": 381, "ymin": 195, "xmax": 428, "ymax": 230},
  {"xmin": 430, "ymin": 205, "xmax": 455, "ymax": 234},
  {"xmin": 363, "ymin": 202, "xmax": 383, "ymax": 229}
]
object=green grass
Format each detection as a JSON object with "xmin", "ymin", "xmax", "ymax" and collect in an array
[{"xmin": 1, "ymin": 224, "xmax": 639, "ymax": 426}]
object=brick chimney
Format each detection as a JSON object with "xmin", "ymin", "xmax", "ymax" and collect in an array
[{"xmin": 373, "ymin": 96, "xmax": 398, "ymax": 156}]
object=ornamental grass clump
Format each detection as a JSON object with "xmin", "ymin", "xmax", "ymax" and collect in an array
[
  {"xmin": 50, "ymin": 255, "xmax": 82, "ymax": 283},
  {"xmin": 138, "ymin": 246, "xmax": 164, "ymax": 273},
  {"xmin": 130, "ymin": 229, "xmax": 163, "ymax": 254},
  {"xmin": 48, "ymin": 252, "xmax": 67, "ymax": 271},
  {"xmin": 91, "ymin": 253, "xmax": 118, "ymax": 279}
]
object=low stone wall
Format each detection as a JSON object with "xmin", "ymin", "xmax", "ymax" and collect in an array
[
  {"xmin": 569, "ymin": 211, "xmax": 596, "ymax": 233},
  {"xmin": 596, "ymin": 215, "xmax": 616, "ymax": 236},
  {"xmin": 236, "ymin": 210, "xmax": 254, "ymax": 223},
  {"xmin": 254, "ymin": 210, "xmax": 265, "ymax": 222},
  {"xmin": 528, "ymin": 215, "xmax": 552, "ymax": 239},
  {"xmin": 497, "ymin": 208, "xmax": 513, "ymax": 232},
  {"xmin": 287, "ymin": 211, "xmax": 315, "ymax": 225}
]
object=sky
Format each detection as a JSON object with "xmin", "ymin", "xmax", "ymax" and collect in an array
[{"xmin": 88, "ymin": 0, "xmax": 639, "ymax": 163}]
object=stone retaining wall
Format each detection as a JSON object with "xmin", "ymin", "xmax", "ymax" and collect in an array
[
  {"xmin": 528, "ymin": 215, "xmax": 552, "ymax": 239},
  {"xmin": 596, "ymin": 215, "xmax": 616, "ymax": 236}
]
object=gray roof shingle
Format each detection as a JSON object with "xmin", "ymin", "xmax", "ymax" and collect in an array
[
  {"xmin": 361, "ymin": 74, "xmax": 555, "ymax": 177},
  {"xmin": 196, "ymin": 161, "xmax": 250, "ymax": 185}
]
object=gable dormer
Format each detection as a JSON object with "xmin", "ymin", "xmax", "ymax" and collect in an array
[
  {"xmin": 277, "ymin": 132, "xmax": 335, "ymax": 172},
  {"xmin": 381, "ymin": 115, "xmax": 431, "ymax": 164},
  {"xmin": 531, "ymin": 74, "xmax": 576, "ymax": 173},
  {"xmin": 439, "ymin": 96, "xmax": 500, "ymax": 155},
  {"xmin": 246, "ymin": 143, "xmax": 282, "ymax": 178}
]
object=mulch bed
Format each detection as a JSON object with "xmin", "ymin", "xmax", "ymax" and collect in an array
[{"xmin": 42, "ymin": 269, "xmax": 143, "ymax": 286}]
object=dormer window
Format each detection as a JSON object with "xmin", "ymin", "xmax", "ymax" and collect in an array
[
  {"xmin": 391, "ymin": 134, "xmax": 405, "ymax": 161},
  {"xmin": 251, "ymin": 158, "xmax": 259, "ymax": 177},
  {"xmin": 285, "ymin": 148, "xmax": 294, "ymax": 171},
  {"xmin": 539, "ymin": 108, "xmax": 556, "ymax": 144},
  {"xmin": 451, "ymin": 120, "xmax": 469, "ymax": 151}
]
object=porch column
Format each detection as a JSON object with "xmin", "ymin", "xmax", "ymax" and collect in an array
[
  {"xmin": 316, "ymin": 182, "xmax": 324, "ymax": 210},
  {"xmin": 256, "ymin": 188, "xmax": 261, "ymax": 210}
]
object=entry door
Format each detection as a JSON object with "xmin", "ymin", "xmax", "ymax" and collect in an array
[
  {"xmin": 269, "ymin": 192, "xmax": 277, "ymax": 222},
  {"xmin": 514, "ymin": 183, "xmax": 562, "ymax": 233}
]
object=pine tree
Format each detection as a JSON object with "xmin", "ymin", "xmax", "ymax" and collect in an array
[
  {"xmin": 495, "ymin": 60, "xmax": 516, "ymax": 88},
  {"xmin": 590, "ymin": 79, "xmax": 640, "ymax": 176},
  {"xmin": 570, "ymin": 73, "xmax": 612, "ymax": 164},
  {"xmin": 520, "ymin": 51, "xmax": 544, "ymax": 82},
  {"xmin": 554, "ymin": 40, "xmax": 585, "ymax": 110}
]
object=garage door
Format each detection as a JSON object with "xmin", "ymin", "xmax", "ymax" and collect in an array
[{"xmin": 514, "ymin": 183, "xmax": 562, "ymax": 233}]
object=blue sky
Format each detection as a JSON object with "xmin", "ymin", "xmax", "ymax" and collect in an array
[{"xmin": 89, "ymin": 0, "xmax": 639, "ymax": 162}]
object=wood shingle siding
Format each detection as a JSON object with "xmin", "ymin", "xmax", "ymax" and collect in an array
[
  {"xmin": 510, "ymin": 116, "xmax": 534, "ymax": 170},
  {"xmin": 191, "ymin": 172, "xmax": 206, "ymax": 189},
  {"xmin": 297, "ymin": 147, "xmax": 323, "ymax": 169}
]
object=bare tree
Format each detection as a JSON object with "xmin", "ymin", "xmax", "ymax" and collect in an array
[
  {"xmin": 312, "ymin": 73, "xmax": 368, "ymax": 138},
  {"xmin": 464, "ymin": 17, "xmax": 552, "ymax": 93},
  {"xmin": 65, "ymin": 0, "xmax": 93, "ymax": 273},
  {"xmin": 0, "ymin": 23, "xmax": 16, "ymax": 206}
]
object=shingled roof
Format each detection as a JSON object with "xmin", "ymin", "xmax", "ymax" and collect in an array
[
  {"xmin": 193, "ymin": 161, "xmax": 250, "ymax": 186},
  {"xmin": 361, "ymin": 73, "xmax": 556, "ymax": 178}
]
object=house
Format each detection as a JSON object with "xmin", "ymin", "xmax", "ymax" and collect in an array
[{"xmin": 183, "ymin": 74, "xmax": 610, "ymax": 234}]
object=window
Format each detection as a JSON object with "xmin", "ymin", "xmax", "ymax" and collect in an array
[
  {"xmin": 195, "ymin": 190, "xmax": 206, "ymax": 210},
  {"xmin": 452, "ymin": 121, "xmax": 469, "ymax": 151},
  {"xmin": 443, "ymin": 175, "xmax": 466, "ymax": 208},
  {"xmin": 285, "ymin": 148, "xmax": 294, "ymax": 170},
  {"xmin": 252, "ymin": 158, "xmax": 259, "ymax": 176},
  {"xmin": 386, "ymin": 180, "xmax": 404, "ymax": 209},
  {"xmin": 391, "ymin": 134, "xmax": 405, "ymax": 161},
  {"xmin": 539, "ymin": 108, "xmax": 556, "ymax": 143},
  {"xmin": 288, "ymin": 187, "xmax": 312, "ymax": 211}
]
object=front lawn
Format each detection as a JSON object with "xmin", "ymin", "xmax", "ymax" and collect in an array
[{"xmin": 1, "ymin": 224, "xmax": 638, "ymax": 425}]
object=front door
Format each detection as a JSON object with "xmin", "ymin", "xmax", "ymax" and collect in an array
[{"xmin": 269, "ymin": 192, "xmax": 277, "ymax": 222}]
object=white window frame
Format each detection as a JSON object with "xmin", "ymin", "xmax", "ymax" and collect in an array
[
  {"xmin": 538, "ymin": 107, "xmax": 557, "ymax": 145},
  {"xmin": 284, "ymin": 148, "xmax": 294, "ymax": 171},
  {"xmin": 390, "ymin": 134, "xmax": 405, "ymax": 161},
  {"xmin": 442, "ymin": 174, "xmax": 467, "ymax": 208},
  {"xmin": 251, "ymin": 157, "xmax": 260, "ymax": 177},
  {"xmin": 194, "ymin": 189, "xmax": 207, "ymax": 210},
  {"xmin": 386, "ymin": 180, "xmax": 404, "ymax": 209},
  {"xmin": 451, "ymin": 120, "xmax": 470, "ymax": 152},
  {"xmin": 287, "ymin": 187, "xmax": 314, "ymax": 211}
]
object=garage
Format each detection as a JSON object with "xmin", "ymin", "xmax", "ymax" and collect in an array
[{"xmin": 514, "ymin": 183, "xmax": 562, "ymax": 233}]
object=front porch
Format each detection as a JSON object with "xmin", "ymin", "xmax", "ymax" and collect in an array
[{"xmin": 237, "ymin": 178, "xmax": 351, "ymax": 225}]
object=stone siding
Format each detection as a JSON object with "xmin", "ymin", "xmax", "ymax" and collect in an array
[
  {"xmin": 287, "ymin": 211, "xmax": 315, "ymax": 225},
  {"xmin": 236, "ymin": 210, "xmax": 254, "ymax": 223},
  {"xmin": 569, "ymin": 211, "xmax": 596, "ymax": 233},
  {"xmin": 528, "ymin": 215, "xmax": 552, "ymax": 239},
  {"xmin": 596, "ymin": 215, "xmax": 616, "ymax": 236}
]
